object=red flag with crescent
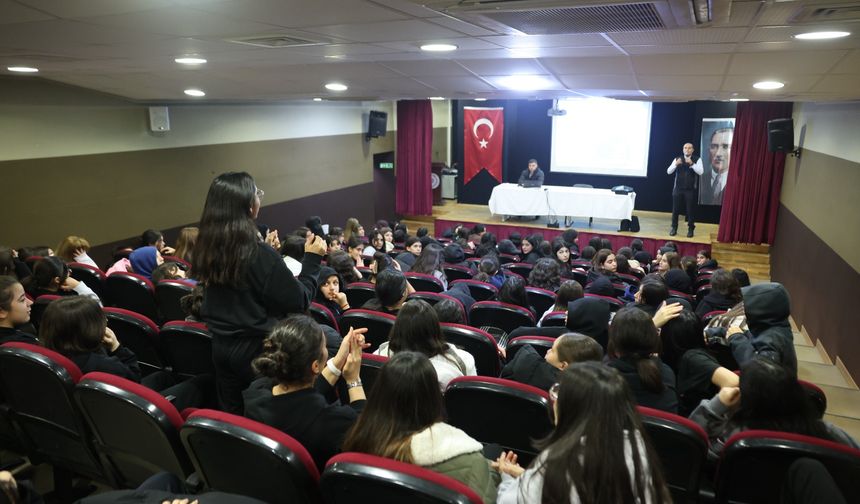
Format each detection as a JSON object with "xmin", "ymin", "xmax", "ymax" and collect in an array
[{"xmin": 464, "ymin": 107, "xmax": 504, "ymax": 184}]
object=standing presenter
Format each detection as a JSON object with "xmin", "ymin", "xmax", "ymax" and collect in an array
[{"xmin": 667, "ymin": 143, "xmax": 703, "ymax": 237}]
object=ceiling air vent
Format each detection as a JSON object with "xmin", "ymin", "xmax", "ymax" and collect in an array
[
  {"xmin": 790, "ymin": 3, "xmax": 860, "ymax": 23},
  {"xmin": 482, "ymin": 3, "xmax": 665, "ymax": 34},
  {"xmin": 226, "ymin": 34, "xmax": 325, "ymax": 48}
]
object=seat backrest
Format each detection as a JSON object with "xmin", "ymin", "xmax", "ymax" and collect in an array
[
  {"xmin": 583, "ymin": 293, "xmax": 624, "ymax": 312},
  {"xmin": 30, "ymin": 294, "xmax": 61, "ymax": 330},
  {"xmin": 322, "ymin": 452, "xmax": 482, "ymax": 504},
  {"xmin": 106, "ymin": 272, "xmax": 159, "ymax": 322},
  {"xmin": 695, "ymin": 273, "xmax": 713, "ymax": 288},
  {"xmin": 405, "ymin": 272, "xmax": 445, "ymax": 293},
  {"xmin": 181, "ymin": 409, "xmax": 320, "ymax": 504},
  {"xmin": 468, "ymin": 301, "xmax": 535, "ymax": 335},
  {"xmin": 75, "ymin": 372, "xmax": 192, "ymax": 487},
  {"xmin": 356, "ymin": 266, "xmax": 373, "ymax": 281},
  {"xmin": 440, "ymin": 323, "xmax": 501, "ymax": 377},
  {"xmin": 701, "ymin": 310, "xmax": 727, "ymax": 325},
  {"xmin": 310, "ymin": 302, "xmax": 340, "ymax": 333},
  {"xmin": 540, "ymin": 311, "xmax": 567, "ymax": 327},
  {"xmin": 104, "ymin": 307, "xmax": 163, "ymax": 374},
  {"xmin": 637, "ymin": 406, "xmax": 709, "ymax": 502},
  {"xmin": 616, "ymin": 273, "xmax": 641, "ymax": 286},
  {"xmin": 668, "ymin": 290, "xmax": 693, "ymax": 302},
  {"xmin": 445, "ymin": 376, "xmax": 552, "ymax": 465},
  {"xmin": 69, "ymin": 262, "xmax": 108, "ymax": 301},
  {"xmin": 450, "ymin": 279, "xmax": 498, "ymax": 302},
  {"xmin": 442, "ymin": 264, "xmax": 474, "ymax": 282},
  {"xmin": 498, "ymin": 253, "xmax": 519, "ymax": 265},
  {"xmin": 154, "ymin": 279, "xmax": 195, "ymax": 323},
  {"xmin": 359, "ymin": 353, "xmax": 388, "ymax": 399},
  {"xmin": 343, "ymin": 282, "xmax": 376, "ymax": 309},
  {"xmin": 696, "ymin": 284, "xmax": 712, "ymax": 302},
  {"xmin": 505, "ymin": 335, "xmax": 556, "ymax": 361},
  {"xmin": 502, "ymin": 262, "xmax": 533, "ymax": 279},
  {"xmin": 408, "ymin": 292, "xmax": 468, "ymax": 323},
  {"xmin": 0, "ymin": 342, "xmax": 104, "ymax": 482},
  {"xmin": 525, "ymin": 286, "xmax": 556, "ymax": 316},
  {"xmin": 716, "ymin": 430, "xmax": 860, "ymax": 504},
  {"xmin": 159, "ymin": 321, "xmax": 214, "ymax": 378},
  {"xmin": 338, "ymin": 309, "xmax": 396, "ymax": 352}
]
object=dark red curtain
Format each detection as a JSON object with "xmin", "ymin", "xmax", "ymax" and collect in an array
[
  {"xmin": 717, "ymin": 101, "xmax": 793, "ymax": 244},
  {"xmin": 395, "ymin": 100, "xmax": 433, "ymax": 216}
]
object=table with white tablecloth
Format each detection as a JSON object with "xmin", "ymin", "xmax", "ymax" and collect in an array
[{"xmin": 488, "ymin": 183, "xmax": 636, "ymax": 221}]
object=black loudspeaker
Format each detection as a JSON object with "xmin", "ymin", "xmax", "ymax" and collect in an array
[
  {"xmin": 619, "ymin": 216, "xmax": 641, "ymax": 233},
  {"xmin": 767, "ymin": 118, "xmax": 794, "ymax": 153},
  {"xmin": 367, "ymin": 110, "xmax": 387, "ymax": 139}
]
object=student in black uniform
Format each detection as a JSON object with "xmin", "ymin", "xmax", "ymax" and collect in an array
[
  {"xmin": 0, "ymin": 276, "xmax": 36, "ymax": 345},
  {"xmin": 194, "ymin": 172, "xmax": 326, "ymax": 413}
]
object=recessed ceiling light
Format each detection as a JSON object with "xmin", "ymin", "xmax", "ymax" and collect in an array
[
  {"xmin": 7, "ymin": 66, "xmax": 38, "ymax": 73},
  {"xmin": 497, "ymin": 75, "xmax": 551, "ymax": 91},
  {"xmin": 794, "ymin": 31, "xmax": 850, "ymax": 40},
  {"xmin": 474, "ymin": 98, "xmax": 487, "ymax": 102},
  {"xmin": 730, "ymin": 98, "xmax": 749, "ymax": 102},
  {"xmin": 313, "ymin": 98, "xmax": 323, "ymax": 102},
  {"xmin": 174, "ymin": 57, "xmax": 207, "ymax": 65},
  {"xmin": 420, "ymin": 43, "xmax": 458, "ymax": 52},
  {"xmin": 184, "ymin": 88, "xmax": 206, "ymax": 97},
  {"xmin": 753, "ymin": 80, "xmax": 784, "ymax": 90},
  {"xmin": 428, "ymin": 96, "xmax": 445, "ymax": 100},
  {"xmin": 324, "ymin": 55, "xmax": 345, "ymax": 59},
  {"xmin": 325, "ymin": 82, "xmax": 348, "ymax": 91}
]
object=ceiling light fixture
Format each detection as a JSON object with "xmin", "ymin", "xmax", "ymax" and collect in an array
[
  {"xmin": 730, "ymin": 98, "xmax": 749, "ymax": 102},
  {"xmin": 753, "ymin": 81, "xmax": 784, "ymax": 90},
  {"xmin": 324, "ymin": 55, "xmax": 345, "ymax": 59},
  {"xmin": 7, "ymin": 66, "xmax": 38, "ymax": 73},
  {"xmin": 794, "ymin": 31, "xmax": 850, "ymax": 40},
  {"xmin": 175, "ymin": 57, "xmax": 207, "ymax": 65},
  {"xmin": 420, "ymin": 43, "xmax": 458, "ymax": 52},
  {"xmin": 497, "ymin": 75, "xmax": 551, "ymax": 91},
  {"xmin": 474, "ymin": 98, "xmax": 487, "ymax": 102},
  {"xmin": 313, "ymin": 98, "xmax": 323, "ymax": 102},
  {"xmin": 428, "ymin": 96, "xmax": 444, "ymax": 100},
  {"xmin": 184, "ymin": 88, "xmax": 206, "ymax": 97},
  {"xmin": 325, "ymin": 82, "xmax": 348, "ymax": 91}
]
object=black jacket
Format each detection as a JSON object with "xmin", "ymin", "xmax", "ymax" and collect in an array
[
  {"xmin": 607, "ymin": 357, "xmax": 678, "ymax": 414},
  {"xmin": 0, "ymin": 326, "xmax": 38, "ymax": 346},
  {"xmin": 566, "ymin": 297, "xmax": 610, "ymax": 350},
  {"xmin": 69, "ymin": 346, "xmax": 141, "ymax": 382},
  {"xmin": 243, "ymin": 377, "xmax": 364, "ymax": 471},
  {"xmin": 500, "ymin": 344, "xmax": 559, "ymax": 391},
  {"xmin": 517, "ymin": 168, "xmax": 545, "ymax": 185},
  {"xmin": 664, "ymin": 269, "xmax": 692, "ymax": 295},
  {"xmin": 695, "ymin": 291, "xmax": 739, "ymax": 319},
  {"xmin": 201, "ymin": 242, "xmax": 321, "ymax": 341},
  {"xmin": 730, "ymin": 282, "xmax": 797, "ymax": 375}
]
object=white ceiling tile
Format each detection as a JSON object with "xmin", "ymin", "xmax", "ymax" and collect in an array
[
  {"xmin": 831, "ymin": 50, "xmax": 860, "ymax": 73},
  {"xmin": 637, "ymin": 75, "xmax": 723, "ymax": 92},
  {"xmin": 631, "ymin": 54, "xmax": 731, "ymax": 75},
  {"xmin": 191, "ymin": 0, "xmax": 409, "ymax": 28},
  {"xmin": 811, "ymin": 74, "xmax": 860, "ymax": 93},
  {"xmin": 83, "ymin": 7, "xmax": 286, "ymax": 37},
  {"xmin": 307, "ymin": 19, "xmax": 465, "ymax": 43},
  {"xmin": 0, "ymin": 0, "xmax": 55, "ymax": 24},
  {"xmin": 624, "ymin": 44, "xmax": 738, "ymax": 55},
  {"xmin": 479, "ymin": 33, "xmax": 609, "ymax": 49},
  {"xmin": 412, "ymin": 76, "xmax": 495, "ymax": 93},
  {"xmin": 17, "ymin": 0, "xmax": 171, "ymax": 19},
  {"xmin": 458, "ymin": 58, "xmax": 544, "ymax": 75},
  {"xmin": 611, "ymin": 28, "xmax": 750, "ymax": 46},
  {"xmin": 379, "ymin": 60, "xmax": 472, "ymax": 77},
  {"xmin": 728, "ymin": 50, "xmax": 848, "ymax": 74},
  {"xmin": 541, "ymin": 56, "xmax": 631, "ymax": 75},
  {"xmin": 557, "ymin": 74, "xmax": 639, "ymax": 90},
  {"xmin": 721, "ymin": 74, "xmax": 822, "ymax": 93},
  {"xmin": 424, "ymin": 16, "xmax": 498, "ymax": 37}
]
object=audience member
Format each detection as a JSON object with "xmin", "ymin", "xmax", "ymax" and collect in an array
[
  {"xmin": 411, "ymin": 244, "xmax": 448, "ymax": 290},
  {"xmin": 732, "ymin": 268, "xmax": 751, "ymax": 288},
  {"xmin": 631, "ymin": 238, "xmax": 652, "ymax": 265},
  {"xmin": 0, "ymin": 247, "xmax": 32, "ymax": 284},
  {"xmin": 432, "ymin": 297, "xmax": 466, "ymax": 325},
  {"xmin": 28, "ymin": 256, "xmax": 100, "ymax": 304},
  {"xmin": 362, "ymin": 269, "xmax": 412, "ymax": 315},
  {"xmin": 343, "ymin": 352, "xmax": 499, "ymax": 503},
  {"xmin": 520, "ymin": 235, "xmax": 542, "ymax": 264},
  {"xmin": 151, "ymin": 261, "xmax": 190, "ymax": 283},
  {"xmin": 501, "ymin": 333, "xmax": 602, "ymax": 391},
  {"xmin": 697, "ymin": 249, "xmax": 718, "ymax": 271},
  {"xmin": 55, "ymin": 235, "xmax": 99, "ymax": 269},
  {"xmin": 128, "ymin": 246, "xmax": 163, "ymax": 281},
  {"xmin": 561, "ymin": 228, "xmax": 580, "ymax": 255},
  {"xmin": 139, "ymin": 229, "xmax": 175, "ymax": 255},
  {"xmin": 565, "ymin": 297, "xmax": 611, "ymax": 350},
  {"xmin": 343, "ymin": 217, "xmax": 362, "ymax": 243},
  {"xmin": 727, "ymin": 282, "xmax": 797, "ymax": 375},
  {"xmin": 474, "ymin": 255, "xmax": 505, "ymax": 289},
  {"xmin": 696, "ymin": 268, "xmax": 742, "ymax": 318},
  {"xmin": 538, "ymin": 280, "xmax": 582, "ymax": 326},
  {"xmin": 243, "ymin": 316, "xmax": 367, "ymax": 471},
  {"xmin": 0, "ymin": 276, "xmax": 36, "ymax": 345},
  {"xmin": 179, "ymin": 285, "xmax": 203, "ymax": 322},
  {"xmin": 280, "ymin": 235, "xmax": 306, "ymax": 277},
  {"xmin": 315, "ymin": 266, "xmax": 350, "ymax": 318},
  {"xmin": 586, "ymin": 249, "xmax": 619, "ymax": 285},
  {"xmin": 528, "ymin": 258, "xmax": 562, "ymax": 292},
  {"xmin": 498, "ymin": 276, "xmax": 535, "ymax": 318},
  {"xmin": 363, "ymin": 230, "xmax": 385, "ymax": 257},
  {"xmin": 395, "ymin": 237, "xmax": 422, "ymax": 270},
  {"xmin": 173, "ymin": 227, "xmax": 198, "ymax": 264},
  {"xmin": 632, "ymin": 278, "xmax": 669, "ymax": 317},
  {"xmin": 374, "ymin": 300, "xmax": 476, "ymax": 390},
  {"xmin": 497, "ymin": 239, "xmax": 519, "ymax": 258}
]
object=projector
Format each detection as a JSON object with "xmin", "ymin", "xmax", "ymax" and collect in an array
[{"xmin": 547, "ymin": 108, "xmax": 567, "ymax": 117}]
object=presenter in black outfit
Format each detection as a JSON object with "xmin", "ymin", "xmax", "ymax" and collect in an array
[
  {"xmin": 517, "ymin": 158, "xmax": 544, "ymax": 186},
  {"xmin": 667, "ymin": 143, "xmax": 703, "ymax": 237}
]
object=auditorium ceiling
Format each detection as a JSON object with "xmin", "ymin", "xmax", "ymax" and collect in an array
[{"xmin": 1, "ymin": 0, "xmax": 858, "ymax": 102}]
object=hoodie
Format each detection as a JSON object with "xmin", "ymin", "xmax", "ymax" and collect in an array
[
  {"xmin": 566, "ymin": 297, "xmax": 611, "ymax": 350},
  {"xmin": 315, "ymin": 266, "xmax": 346, "ymax": 317},
  {"xmin": 129, "ymin": 246, "xmax": 159, "ymax": 280},
  {"xmin": 664, "ymin": 269, "xmax": 692, "ymax": 294},
  {"xmin": 730, "ymin": 282, "xmax": 797, "ymax": 375}
]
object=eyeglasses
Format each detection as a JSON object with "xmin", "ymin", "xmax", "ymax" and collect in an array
[
  {"xmin": 549, "ymin": 382, "xmax": 560, "ymax": 403},
  {"xmin": 255, "ymin": 188, "xmax": 265, "ymax": 199}
]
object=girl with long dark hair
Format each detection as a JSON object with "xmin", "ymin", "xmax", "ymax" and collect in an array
[
  {"xmin": 606, "ymin": 307, "xmax": 678, "ymax": 413},
  {"xmin": 520, "ymin": 235, "xmax": 542, "ymax": 264},
  {"xmin": 0, "ymin": 276, "xmax": 36, "ymax": 345},
  {"xmin": 410, "ymin": 244, "xmax": 447, "ymax": 290},
  {"xmin": 498, "ymin": 276, "xmax": 535, "ymax": 318},
  {"xmin": 194, "ymin": 172, "xmax": 327, "ymax": 413},
  {"xmin": 494, "ymin": 362, "xmax": 671, "ymax": 504},
  {"xmin": 695, "ymin": 268, "xmax": 743, "ymax": 318},
  {"xmin": 343, "ymin": 352, "xmax": 499, "ymax": 503}
]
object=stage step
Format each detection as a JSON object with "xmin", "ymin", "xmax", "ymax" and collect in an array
[{"xmin": 710, "ymin": 242, "xmax": 771, "ymax": 280}]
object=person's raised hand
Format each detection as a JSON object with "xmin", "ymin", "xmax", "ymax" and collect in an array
[
  {"xmin": 347, "ymin": 326, "xmax": 370, "ymax": 351},
  {"xmin": 103, "ymin": 327, "xmax": 120, "ymax": 353},
  {"xmin": 718, "ymin": 386, "xmax": 741, "ymax": 409},
  {"xmin": 491, "ymin": 451, "xmax": 524, "ymax": 477},
  {"xmin": 60, "ymin": 276, "xmax": 80, "ymax": 291},
  {"xmin": 334, "ymin": 291, "xmax": 349, "ymax": 309},
  {"xmin": 161, "ymin": 246, "xmax": 176, "ymax": 255},
  {"xmin": 342, "ymin": 336, "xmax": 363, "ymax": 382},
  {"xmin": 265, "ymin": 229, "xmax": 280, "ymax": 250},
  {"xmin": 675, "ymin": 157, "xmax": 683, "ymax": 166},
  {"xmin": 653, "ymin": 301, "xmax": 683, "ymax": 328},
  {"xmin": 305, "ymin": 235, "xmax": 327, "ymax": 257}
]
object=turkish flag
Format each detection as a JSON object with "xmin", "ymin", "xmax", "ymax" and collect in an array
[{"xmin": 463, "ymin": 107, "xmax": 504, "ymax": 184}]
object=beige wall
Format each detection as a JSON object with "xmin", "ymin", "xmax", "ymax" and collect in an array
[
  {"xmin": 0, "ymin": 77, "xmax": 395, "ymax": 247},
  {"xmin": 780, "ymin": 102, "xmax": 860, "ymax": 271}
]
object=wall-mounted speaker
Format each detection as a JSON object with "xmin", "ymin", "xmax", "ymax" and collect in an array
[
  {"xmin": 367, "ymin": 110, "xmax": 387, "ymax": 139},
  {"xmin": 767, "ymin": 118, "xmax": 793, "ymax": 153},
  {"xmin": 148, "ymin": 106, "xmax": 170, "ymax": 132}
]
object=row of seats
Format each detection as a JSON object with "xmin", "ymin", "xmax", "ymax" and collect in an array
[{"xmin": 3, "ymin": 341, "xmax": 856, "ymax": 503}]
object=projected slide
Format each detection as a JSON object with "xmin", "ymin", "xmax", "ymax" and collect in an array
[{"xmin": 550, "ymin": 98, "xmax": 652, "ymax": 178}]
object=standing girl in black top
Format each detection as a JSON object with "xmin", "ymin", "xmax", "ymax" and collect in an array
[{"xmin": 194, "ymin": 172, "xmax": 327, "ymax": 413}]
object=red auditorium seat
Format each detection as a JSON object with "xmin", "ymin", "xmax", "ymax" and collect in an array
[
  {"xmin": 155, "ymin": 279, "xmax": 195, "ymax": 323},
  {"xmin": 310, "ymin": 302, "xmax": 340, "ymax": 333},
  {"xmin": 450, "ymin": 279, "xmax": 498, "ymax": 302},
  {"xmin": 69, "ymin": 262, "xmax": 108, "ymax": 302},
  {"xmin": 106, "ymin": 272, "xmax": 159, "ymax": 322},
  {"xmin": 442, "ymin": 264, "xmax": 474, "ymax": 282},
  {"xmin": 104, "ymin": 307, "xmax": 163, "ymax": 375},
  {"xmin": 505, "ymin": 335, "xmax": 556, "ymax": 362},
  {"xmin": 359, "ymin": 353, "xmax": 388, "ymax": 400},
  {"xmin": 540, "ymin": 311, "xmax": 567, "ymax": 327},
  {"xmin": 29, "ymin": 294, "xmax": 61, "ymax": 330},
  {"xmin": 404, "ymin": 272, "xmax": 445, "ymax": 293},
  {"xmin": 342, "ymin": 282, "xmax": 376, "ymax": 309},
  {"xmin": 502, "ymin": 262, "xmax": 533, "ymax": 279},
  {"xmin": 440, "ymin": 323, "xmax": 501, "ymax": 377},
  {"xmin": 338, "ymin": 309, "xmax": 396, "ymax": 352},
  {"xmin": 583, "ymin": 293, "xmax": 625, "ymax": 311},
  {"xmin": 407, "ymin": 292, "xmax": 468, "ymax": 323},
  {"xmin": 525, "ymin": 286, "xmax": 556, "ymax": 316},
  {"xmin": 159, "ymin": 321, "xmax": 214, "ymax": 379},
  {"xmin": 468, "ymin": 301, "xmax": 536, "ymax": 337}
]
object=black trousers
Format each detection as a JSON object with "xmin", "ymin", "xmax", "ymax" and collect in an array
[
  {"xmin": 781, "ymin": 457, "xmax": 847, "ymax": 504},
  {"xmin": 671, "ymin": 189, "xmax": 696, "ymax": 229},
  {"xmin": 212, "ymin": 336, "xmax": 263, "ymax": 414}
]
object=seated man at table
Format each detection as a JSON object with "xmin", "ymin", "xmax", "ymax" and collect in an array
[{"xmin": 517, "ymin": 158, "xmax": 544, "ymax": 188}]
